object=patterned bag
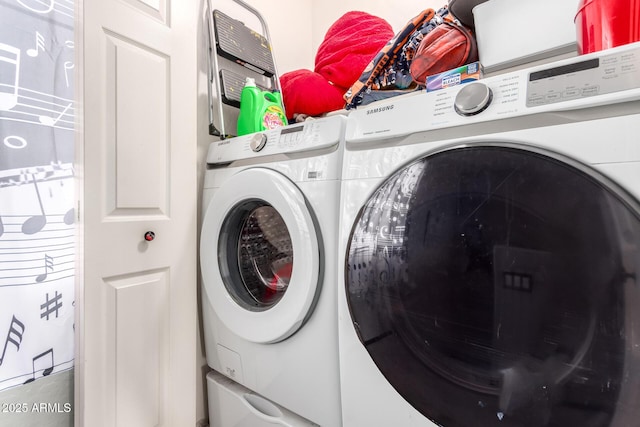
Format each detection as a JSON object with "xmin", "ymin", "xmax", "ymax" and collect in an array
[
  {"xmin": 409, "ymin": 20, "xmax": 478, "ymax": 86},
  {"xmin": 344, "ymin": 7, "xmax": 457, "ymax": 109}
]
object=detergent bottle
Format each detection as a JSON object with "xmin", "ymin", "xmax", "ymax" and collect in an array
[{"xmin": 237, "ymin": 77, "xmax": 287, "ymax": 136}]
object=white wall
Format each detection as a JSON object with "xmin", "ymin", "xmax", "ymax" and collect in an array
[
  {"xmin": 246, "ymin": 0, "xmax": 445, "ymax": 74},
  {"xmin": 236, "ymin": 0, "xmax": 315, "ymax": 74},
  {"xmin": 310, "ymin": 0, "xmax": 445, "ymax": 56}
]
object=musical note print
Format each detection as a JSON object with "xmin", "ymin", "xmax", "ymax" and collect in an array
[
  {"xmin": 0, "ymin": 166, "xmax": 75, "ymax": 288},
  {"xmin": 0, "ymin": 162, "xmax": 73, "ymax": 189},
  {"xmin": 0, "ymin": 88, "xmax": 75, "ymax": 132},
  {"xmin": 63, "ymin": 61, "xmax": 74, "ymax": 88},
  {"xmin": 0, "ymin": 316, "xmax": 26, "ymax": 366},
  {"xmin": 22, "ymin": 174, "xmax": 47, "ymax": 235},
  {"xmin": 0, "ymin": 0, "xmax": 75, "ymax": 393},
  {"xmin": 35, "ymin": 254, "xmax": 54, "ymax": 283},
  {"xmin": 40, "ymin": 290, "xmax": 62, "ymax": 319},
  {"xmin": 16, "ymin": 0, "xmax": 74, "ymax": 20},
  {"xmin": 17, "ymin": 0, "xmax": 55, "ymax": 15},
  {"xmin": 26, "ymin": 31, "xmax": 46, "ymax": 58},
  {"xmin": 63, "ymin": 207, "xmax": 74, "ymax": 225},
  {"xmin": 3, "ymin": 135, "xmax": 27, "ymax": 149},
  {"xmin": 0, "ymin": 29, "xmax": 74, "ymax": 132},
  {"xmin": 0, "ymin": 244, "xmax": 74, "ymax": 287},
  {"xmin": 38, "ymin": 102, "xmax": 72, "ymax": 127},
  {"xmin": 23, "ymin": 348, "xmax": 54, "ymax": 384},
  {"xmin": 0, "ymin": 43, "xmax": 20, "ymax": 111}
]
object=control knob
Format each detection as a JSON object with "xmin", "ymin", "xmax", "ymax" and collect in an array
[
  {"xmin": 454, "ymin": 82, "xmax": 493, "ymax": 116},
  {"xmin": 250, "ymin": 133, "xmax": 268, "ymax": 152}
]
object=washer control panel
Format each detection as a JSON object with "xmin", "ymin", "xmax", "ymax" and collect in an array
[{"xmin": 207, "ymin": 115, "xmax": 346, "ymax": 165}]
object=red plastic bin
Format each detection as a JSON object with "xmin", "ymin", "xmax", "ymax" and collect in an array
[{"xmin": 575, "ymin": 0, "xmax": 640, "ymax": 54}]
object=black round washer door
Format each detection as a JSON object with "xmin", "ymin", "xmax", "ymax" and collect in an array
[
  {"xmin": 346, "ymin": 145, "xmax": 640, "ymax": 427},
  {"xmin": 219, "ymin": 200, "xmax": 293, "ymax": 311}
]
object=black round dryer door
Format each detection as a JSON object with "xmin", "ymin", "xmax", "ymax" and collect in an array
[{"xmin": 345, "ymin": 144, "xmax": 640, "ymax": 427}]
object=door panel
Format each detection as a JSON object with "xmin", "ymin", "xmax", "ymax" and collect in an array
[
  {"xmin": 108, "ymin": 270, "xmax": 169, "ymax": 427},
  {"xmin": 79, "ymin": 0, "xmax": 197, "ymax": 425},
  {"xmin": 107, "ymin": 33, "xmax": 169, "ymax": 214}
]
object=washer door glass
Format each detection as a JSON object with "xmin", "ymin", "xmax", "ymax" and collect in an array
[
  {"xmin": 346, "ymin": 145, "xmax": 640, "ymax": 427},
  {"xmin": 220, "ymin": 201, "xmax": 293, "ymax": 311}
]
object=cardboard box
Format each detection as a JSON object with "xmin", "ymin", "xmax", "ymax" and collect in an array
[{"xmin": 426, "ymin": 62, "xmax": 482, "ymax": 92}]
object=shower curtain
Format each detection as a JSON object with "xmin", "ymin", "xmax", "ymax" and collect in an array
[{"xmin": 0, "ymin": 0, "xmax": 75, "ymax": 391}]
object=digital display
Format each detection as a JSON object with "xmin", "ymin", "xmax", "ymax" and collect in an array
[
  {"xmin": 281, "ymin": 126, "xmax": 304, "ymax": 135},
  {"xmin": 529, "ymin": 58, "xmax": 600, "ymax": 81}
]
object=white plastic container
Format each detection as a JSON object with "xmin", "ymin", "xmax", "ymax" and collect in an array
[{"xmin": 472, "ymin": 0, "xmax": 580, "ymax": 73}]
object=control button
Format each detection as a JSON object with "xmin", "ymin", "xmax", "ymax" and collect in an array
[
  {"xmin": 581, "ymin": 85, "xmax": 600, "ymax": 97},
  {"xmin": 545, "ymin": 92, "xmax": 561, "ymax": 101},
  {"xmin": 250, "ymin": 133, "xmax": 268, "ymax": 152},
  {"xmin": 454, "ymin": 82, "xmax": 493, "ymax": 116},
  {"xmin": 563, "ymin": 88, "xmax": 581, "ymax": 98}
]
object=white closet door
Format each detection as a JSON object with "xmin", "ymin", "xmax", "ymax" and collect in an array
[{"xmin": 78, "ymin": 0, "xmax": 198, "ymax": 425}]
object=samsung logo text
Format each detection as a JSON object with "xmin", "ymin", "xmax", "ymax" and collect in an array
[{"xmin": 366, "ymin": 105, "xmax": 395, "ymax": 115}]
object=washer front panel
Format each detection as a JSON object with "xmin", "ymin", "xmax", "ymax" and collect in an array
[{"xmin": 201, "ymin": 167, "xmax": 321, "ymax": 344}]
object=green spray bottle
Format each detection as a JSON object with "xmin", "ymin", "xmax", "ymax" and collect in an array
[{"xmin": 237, "ymin": 77, "xmax": 287, "ymax": 136}]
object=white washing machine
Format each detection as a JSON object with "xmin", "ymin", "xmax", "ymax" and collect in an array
[
  {"xmin": 200, "ymin": 115, "xmax": 345, "ymax": 427},
  {"xmin": 338, "ymin": 42, "xmax": 640, "ymax": 427}
]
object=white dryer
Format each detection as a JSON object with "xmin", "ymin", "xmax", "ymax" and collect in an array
[
  {"xmin": 200, "ymin": 115, "xmax": 345, "ymax": 427},
  {"xmin": 338, "ymin": 42, "xmax": 640, "ymax": 427}
]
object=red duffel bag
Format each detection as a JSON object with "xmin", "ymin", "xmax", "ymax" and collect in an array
[{"xmin": 409, "ymin": 21, "xmax": 478, "ymax": 86}]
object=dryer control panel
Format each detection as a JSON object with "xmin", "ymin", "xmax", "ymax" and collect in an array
[
  {"xmin": 207, "ymin": 114, "xmax": 346, "ymax": 165},
  {"xmin": 526, "ymin": 45, "xmax": 640, "ymax": 107},
  {"xmin": 346, "ymin": 42, "xmax": 640, "ymax": 145}
]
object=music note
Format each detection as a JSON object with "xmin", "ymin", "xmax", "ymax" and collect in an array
[
  {"xmin": 63, "ymin": 61, "xmax": 74, "ymax": 88},
  {"xmin": 38, "ymin": 102, "xmax": 72, "ymax": 127},
  {"xmin": 35, "ymin": 254, "xmax": 55, "ymax": 283},
  {"xmin": 23, "ymin": 349, "xmax": 54, "ymax": 384},
  {"xmin": 63, "ymin": 207, "xmax": 75, "ymax": 225},
  {"xmin": 22, "ymin": 174, "xmax": 47, "ymax": 235},
  {"xmin": 3, "ymin": 135, "xmax": 28, "ymax": 149},
  {"xmin": 0, "ymin": 43, "xmax": 20, "ymax": 111},
  {"xmin": 17, "ymin": 0, "xmax": 55, "ymax": 14},
  {"xmin": 40, "ymin": 291, "xmax": 62, "ymax": 320},
  {"xmin": 0, "ymin": 316, "xmax": 25, "ymax": 366},
  {"xmin": 27, "ymin": 32, "xmax": 46, "ymax": 58}
]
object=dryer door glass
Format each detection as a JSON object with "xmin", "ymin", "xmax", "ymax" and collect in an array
[
  {"xmin": 345, "ymin": 145, "xmax": 640, "ymax": 427},
  {"xmin": 220, "ymin": 200, "xmax": 293, "ymax": 311}
]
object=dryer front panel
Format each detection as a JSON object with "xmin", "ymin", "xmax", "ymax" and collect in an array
[
  {"xmin": 345, "ymin": 144, "xmax": 640, "ymax": 427},
  {"xmin": 201, "ymin": 167, "xmax": 321, "ymax": 344}
]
